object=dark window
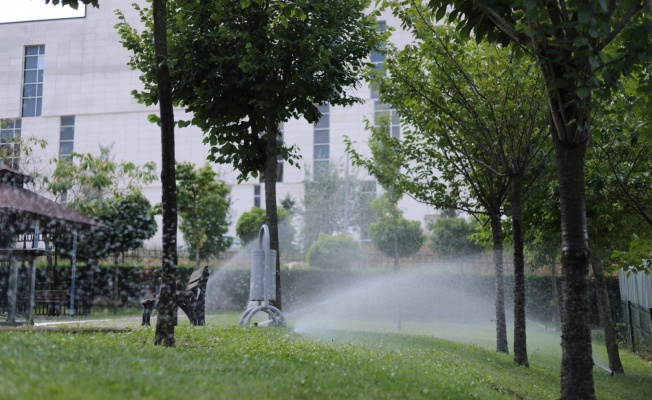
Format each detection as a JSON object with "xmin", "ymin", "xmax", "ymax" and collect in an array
[
  {"xmin": 22, "ymin": 46, "xmax": 45, "ymax": 117},
  {"xmin": 59, "ymin": 116, "xmax": 75, "ymax": 159},
  {"xmin": 314, "ymin": 104, "xmax": 330, "ymax": 173}
]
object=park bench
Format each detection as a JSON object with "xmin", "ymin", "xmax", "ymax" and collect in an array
[
  {"xmin": 32, "ymin": 290, "xmax": 68, "ymax": 316},
  {"xmin": 141, "ymin": 266, "xmax": 210, "ymax": 326}
]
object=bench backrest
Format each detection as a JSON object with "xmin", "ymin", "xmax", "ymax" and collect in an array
[
  {"xmin": 185, "ymin": 266, "xmax": 209, "ymax": 291},
  {"xmin": 33, "ymin": 290, "xmax": 68, "ymax": 302}
]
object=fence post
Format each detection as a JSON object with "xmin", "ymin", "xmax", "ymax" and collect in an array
[{"xmin": 627, "ymin": 301, "xmax": 636, "ymax": 353}]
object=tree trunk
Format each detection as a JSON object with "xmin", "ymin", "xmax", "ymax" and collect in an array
[
  {"xmin": 553, "ymin": 134, "xmax": 595, "ymax": 399},
  {"xmin": 393, "ymin": 212, "xmax": 401, "ymax": 331},
  {"xmin": 490, "ymin": 213, "xmax": 508, "ymax": 354},
  {"xmin": 153, "ymin": 0, "xmax": 178, "ymax": 347},
  {"xmin": 511, "ymin": 175, "xmax": 529, "ymax": 366},
  {"xmin": 113, "ymin": 253, "xmax": 119, "ymax": 315},
  {"xmin": 590, "ymin": 255, "xmax": 624, "ymax": 374},
  {"xmin": 264, "ymin": 116, "xmax": 282, "ymax": 310},
  {"xmin": 551, "ymin": 263, "xmax": 561, "ymax": 330}
]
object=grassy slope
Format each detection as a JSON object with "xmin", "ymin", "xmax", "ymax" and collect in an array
[{"xmin": 0, "ymin": 316, "xmax": 650, "ymax": 399}]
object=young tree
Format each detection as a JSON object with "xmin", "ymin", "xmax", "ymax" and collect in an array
[
  {"xmin": 300, "ymin": 165, "xmax": 375, "ymax": 250},
  {"xmin": 176, "ymin": 162, "xmax": 231, "ymax": 268},
  {"xmin": 425, "ymin": 1, "xmax": 652, "ymax": 396},
  {"xmin": 47, "ymin": 0, "xmax": 179, "ymax": 346},
  {"xmin": 116, "ymin": 0, "xmax": 382, "ymax": 310},
  {"xmin": 369, "ymin": 196, "xmax": 425, "ymax": 259},
  {"xmin": 374, "ymin": 12, "xmax": 548, "ymax": 358}
]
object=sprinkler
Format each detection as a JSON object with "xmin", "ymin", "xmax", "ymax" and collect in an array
[{"xmin": 239, "ymin": 224, "xmax": 286, "ymax": 327}]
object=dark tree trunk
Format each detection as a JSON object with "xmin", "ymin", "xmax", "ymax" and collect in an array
[
  {"xmin": 511, "ymin": 175, "xmax": 528, "ymax": 366},
  {"xmin": 553, "ymin": 134, "xmax": 595, "ymax": 399},
  {"xmin": 153, "ymin": 0, "xmax": 178, "ymax": 347},
  {"xmin": 490, "ymin": 213, "xmax": 508, "ymax": 354},
  {"xmin": 590, "ymin": 255, "xmax": 624, "ymax": 374},
  {"xmin": 264, "ymin": 116, "xmax": 282, "ymax": 310},
  {"xmin": 551, "ymin": 263, "xmax": 561, "ymax": 330}
]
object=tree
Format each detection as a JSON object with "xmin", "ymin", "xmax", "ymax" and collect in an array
[
  {"xmin": 176, "ymin": 162, "xmax": 231, "ymax": 268},
  {"xmin": 300, "ymin": 165, "xmax": 375, "ymax": 250},
  {"xmin": 47, "ymin": 0, "xmax": 179, "ymax": 347},
  {"xmin": 236, "ymin": 206, "xmax": 294, "ymax": 251},
  {"xmin": 369, "ymin": 196, "xmax": 425, "ymax": 258},
  {"xmin": 374, "ymin": 10, "xmax": 548, "ymax": 357},
  {"xmin": 347, "ymin": 114, "xmax": 406, "ymax": 272},
  {"xmin": 428, "ymin": 215, "xmax": 483, "ymax": 258},
  {"xmin": 116, "ymin": 0, "xmax": 382, "ymax": 310},
  {"xmin": 425, "ymin": 1, "xmax": 652, "ymax": 396},
  {"xmin": 306, "ymin": 233, "xmax": 360, "ymax": 270}
]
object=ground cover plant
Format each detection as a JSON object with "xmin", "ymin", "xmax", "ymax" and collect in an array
[{"xmin": 1, "ymin": 314, "xmax": 651, "ymax": 400}]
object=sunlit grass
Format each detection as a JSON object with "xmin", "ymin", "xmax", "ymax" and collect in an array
[{"xmin": 0, "ymin": 312, "xmax": 650, "ymax": 400}]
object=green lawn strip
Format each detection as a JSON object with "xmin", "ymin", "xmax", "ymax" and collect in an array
[{"xmin": 0, "ymin": 324, "xmax": 650, "ymax": 400}]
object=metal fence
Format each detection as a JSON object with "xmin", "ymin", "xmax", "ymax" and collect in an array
[{"xmin": 618, "ymin": 269, "xmax": 652, "ymax": 353}]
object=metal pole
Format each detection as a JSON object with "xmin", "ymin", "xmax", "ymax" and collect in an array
[
  {"xmin": 27, "ymin": 221, "xmax": 39, "ymax": 325},
  {"xmin": 69, "ymin": 230, "xmax": 77, "ymax": 316}
]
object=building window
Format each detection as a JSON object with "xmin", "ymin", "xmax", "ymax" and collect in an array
[
  {"xmin": 359, "ymin": 180, "xmax": 377, "ymax": 241},
  {"xmin": 59, "ymin": 116, "xmax": 75, "ymax": 159},
  {"xmin": 0, "ymin": 119, "xmax": 22, "ymax": 169},
  {"xmin": 370, "ymin": 22, "xmax": 386, "ymax": 99},
  {"xmin": 22, "ymin": 45, "xmax": 45, "ymax": 117},
  {"xmin": 254, "ymin": 184, "xmax": 261, "ymax": 208},
  {"xmin": 314, "ymin": 104, "xmax": 329, "ymax": 174},
  {"xmin": 374, "ymin": 101, "xmax": 400, "ymax": 139}
]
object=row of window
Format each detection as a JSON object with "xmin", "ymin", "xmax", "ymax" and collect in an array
[{"xmin": 0, "ymin": 116, "xmax": 74, "ymax": 169}]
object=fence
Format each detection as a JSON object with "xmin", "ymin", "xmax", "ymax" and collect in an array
[{"xmin": 618, "ymin": 269, "xmax": 652, "ymax": 354}]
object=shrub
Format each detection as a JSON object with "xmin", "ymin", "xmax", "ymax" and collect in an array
[
  {"xmin": 369, "ymin": 216, "xmax": 425, "ymax": 258},
  {"xmin": 306, "ymin": 233, "xmax": 360, "ymax": 269}
]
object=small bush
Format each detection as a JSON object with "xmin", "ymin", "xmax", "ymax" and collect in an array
[{"xmin": 306, "ymin": 233, "xmax": 360, "ymax": 269}]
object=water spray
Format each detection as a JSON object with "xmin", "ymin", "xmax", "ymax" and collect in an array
[{"xmin": 239, "ymin": 224, "xmax": 286, "ymax": 327}]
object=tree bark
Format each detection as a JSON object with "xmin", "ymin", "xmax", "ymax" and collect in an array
[
  {"xmin": 264, "ymin": 116, "xmax": 282, "ymax": 310},
  {"xmin": 510, "ymin": 175, "xmax": 529, "ymax": 366},
  {"xmin": 590, "ymin": 255, "xmax": 624, "ymax": 374},
  {"xmin": 394, "ymin": 212, "xmax": 401, "ymax": 331},
  {"xmin": 490, "ymin": 213, "xmax": 508, "ymax": 354},
  {"xmin": 551, "ymin": 263, "xmax": 561, "ymax": 330},
  {"xmin": 153, "ymin": 0, "xmax": 178, "ymax": 347},
  {"xmin": 553, "ymin": 134, "xmax": 595, "ymax": 399}
]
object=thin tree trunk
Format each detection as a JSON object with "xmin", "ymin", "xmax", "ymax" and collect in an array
[
  {"xmin": 511, "ymin": 175, "xmax": 529, "ymax": 366},
  {"xmin": 490, "ymin": 213, "xmax": 508, "ymax": 354},
  {"xmin": 553, "ymin": 134, "xmax": 595, "ymax": 399},
  {"xmin": 264, "ymin": 116, "xmax": 282, "ymax": 310},
  {"xmin": 590, "ymin": 254, "xmax": 624, "ymax": 374},
  {"xmin": 394, "ymin": 212, "xmax": 401, "ymax": 331},
  {"xmin": 153, "ymin": 0, "xmax": 178, "ymax": 347},
  {"xmin": 113, "ymin": 253, "xmax": 119, "ymax": 315}
]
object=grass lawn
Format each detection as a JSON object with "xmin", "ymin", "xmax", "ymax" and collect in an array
[{"xmin": 0, "ymin": 312, "xmax": 650, "ymax": 399}]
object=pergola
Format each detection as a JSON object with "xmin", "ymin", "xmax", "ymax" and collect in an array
[{"xmin": 0, "ymin": 165, "xmax": 105, "ymax": 325}]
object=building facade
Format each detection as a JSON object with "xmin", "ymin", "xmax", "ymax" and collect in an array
[{"xmin": 0, "ymin": 1, "xmax": 437, "ymax": 247}]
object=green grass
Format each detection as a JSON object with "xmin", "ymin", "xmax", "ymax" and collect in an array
[{"xmin": 0, "ymin": 314, "xmax": 650, "ymax": 399}]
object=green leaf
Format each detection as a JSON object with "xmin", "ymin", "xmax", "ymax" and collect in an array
[{"xmin": 576, "ymin": 87, "xmax": 591, "ymax": 99}]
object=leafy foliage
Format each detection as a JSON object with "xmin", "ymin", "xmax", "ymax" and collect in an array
[
  {"xmin": 428, "ymin": 216, "xmax": 483, "ymax": 258},
  {"xmin": 369, "ymin": 214, "xmax": 425, "ymax": 258},
  {"xmin": 115, "ymin": 0, "xmax": 383, "ymax": 182},
  {"xmin": 300, "ymin": 165, "xmax": 375, "ymax": 250},
  {"xmin": 176, "ymin": 162, "xmax": 231, "ymax": 265},
  {"xmin": 306, "ymin": 233, "xmax": 360, "ymax": 270},
  {"xmin": 236, "ymin": 207, "xmax": 294, "ymax": 251}
]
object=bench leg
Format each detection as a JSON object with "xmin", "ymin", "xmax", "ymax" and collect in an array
[{"xmin": 142, "ymin": 305, "xmax": 153, "ymax": 326}]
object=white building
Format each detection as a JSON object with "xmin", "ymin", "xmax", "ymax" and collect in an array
[{"xmin": 0, "ymin": 1, "xmax": 437, "ymax": 247}]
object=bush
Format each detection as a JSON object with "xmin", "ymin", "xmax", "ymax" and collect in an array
[
  {"xmin": 306, "ymin": 233, "xmax": 360, "ymax": 269},
  {"xmin": 428, "ymin": 216, "xmax": 483, "ymax": 258}
]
